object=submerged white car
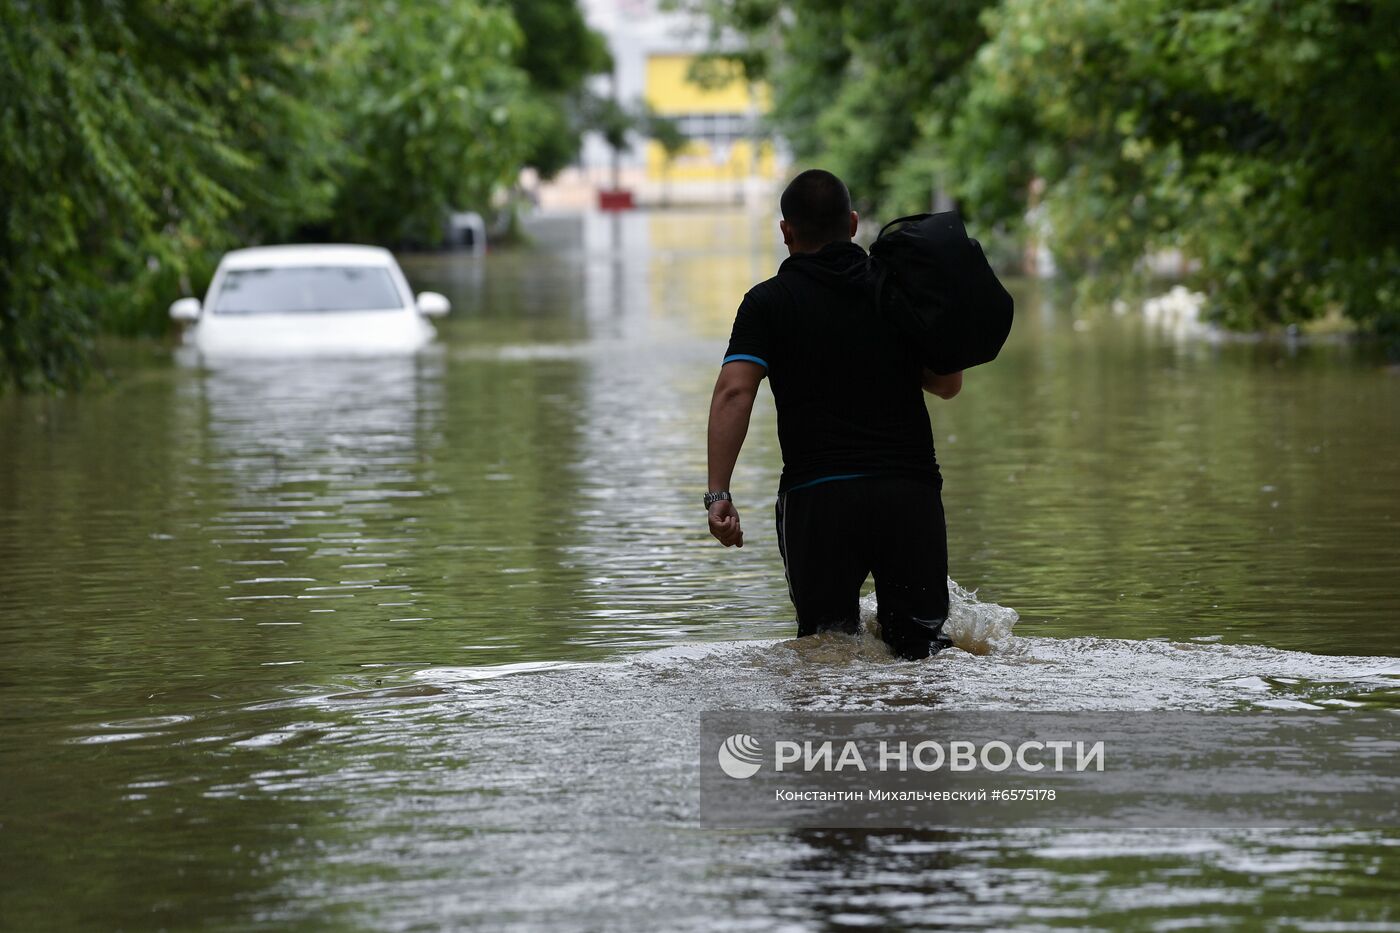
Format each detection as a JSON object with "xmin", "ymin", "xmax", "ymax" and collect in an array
[{"xmin": 169, "ymin": 245, "xmax": 450, "ymax": 355}]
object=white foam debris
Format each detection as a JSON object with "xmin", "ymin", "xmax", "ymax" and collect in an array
[{"xmin": 1142, "ymin": 285, "xmax": 1213, "ymax": 338}]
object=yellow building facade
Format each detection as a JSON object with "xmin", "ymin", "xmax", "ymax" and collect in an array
[{"xmin": 642, "ymin": 54, "xmax": 779, "ymax": 183}]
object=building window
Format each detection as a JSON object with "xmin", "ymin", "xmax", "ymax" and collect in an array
[{"xmin": 670, "ymin": 113, "xmax": 758, "ymax": 147}]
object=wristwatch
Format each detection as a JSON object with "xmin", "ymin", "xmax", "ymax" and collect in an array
[{"xmin": 703, "ymin": 491, "xmax": 733, "ymax": 509}]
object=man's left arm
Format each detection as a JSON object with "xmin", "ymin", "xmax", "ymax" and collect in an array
[
  {"xmin": 922, "ymin": 369, "xmax": 963, "ymax": 399},
  {"xmin": 706, "ymin": 361, "xmax": 764, "ymax": 548}
]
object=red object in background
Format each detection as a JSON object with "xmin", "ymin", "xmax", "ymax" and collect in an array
[{"xmin": 598, "ymin": 189, "xmax": 635, "ymax": 211}]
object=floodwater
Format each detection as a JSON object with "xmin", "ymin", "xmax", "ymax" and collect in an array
[{"xmin": 1, "ymin": 210, "xmax": 1398, "ymax": 930}]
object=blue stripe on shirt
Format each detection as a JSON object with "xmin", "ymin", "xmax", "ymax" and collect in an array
[
  {"xmin": 722, "ymin": 353, "xmax": 769, "ymax": 370},
  {"xmin": 785, "ymin": 473, "xmax": 870, "ymax": 492}
]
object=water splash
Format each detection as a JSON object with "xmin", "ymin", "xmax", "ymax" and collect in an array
[{"xmin": 859, "ymin": 577, "xmax": 1019, "ymax": 656}]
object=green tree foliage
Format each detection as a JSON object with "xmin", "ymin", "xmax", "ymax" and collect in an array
[
  {"xmin": 506, "ymin": 0, "xmax": 613, "ymax": 178},
  {"xmin": 319, "ymin": 1, "xmax": 531, "ymax": 245},
  {"xmin": 969, "ymin": 0, "xmax": 1400, "ymax": 331},
  {"xmin": 1, "ymin": 0, "xmax": 608, "ymax": 391},
  {"xmin": 1, "ymin": 0, "xmax": 336, "ymax": 390},
  {"xmin": 689, "ymin": 0, "xmax": 1400, "ymax": 335},
  {"xmin": 575, "ymin": 94, "xmax": 686, "ymax": 191},
  {"xmin": 683, "ymin": 0, "xmax": 997, "ymax": 215},
  {"xmin": 641, "ymin": 107, "xmax": 688, "ymax": 163}
]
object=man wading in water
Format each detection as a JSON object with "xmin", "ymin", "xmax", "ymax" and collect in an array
[{"xmin": 705, "ymin": 169, "xmax": 963, "ymax": 660}]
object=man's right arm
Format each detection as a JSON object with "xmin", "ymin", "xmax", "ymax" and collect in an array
[
  {"xmin": 922, "ymin": 369, "xmax": 963, "ymax": 399},
  {"xmin": 706, "ymin": 360, "xmax": 764, "ymax": 548}
]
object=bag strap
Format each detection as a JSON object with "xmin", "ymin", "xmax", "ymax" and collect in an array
[{"xmin": 876, "ymin": 213, "xmax": 933, "ymax": 241}]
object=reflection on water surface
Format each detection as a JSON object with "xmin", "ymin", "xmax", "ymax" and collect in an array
[{"xmin": 1, "ymin": 210, "xmax": 1397, "ymax": 930}]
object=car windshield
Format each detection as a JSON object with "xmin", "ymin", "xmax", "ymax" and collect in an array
[{"xmin": 213, "ymin": 266, "xmax": 403, "ymax": 314}]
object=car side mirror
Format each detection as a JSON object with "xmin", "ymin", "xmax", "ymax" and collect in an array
[
  {"xmin": 169, "ymin": 297, "xmax": 201, "ymax": 322},
  {"xmin": 416, "ymin": 291, "xmax": 451, "ymax": 317}
]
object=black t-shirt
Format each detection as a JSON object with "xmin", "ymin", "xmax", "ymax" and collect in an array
[{"xmin": 723, "ymin": 241, "xmax": 938, "ymax": 493}]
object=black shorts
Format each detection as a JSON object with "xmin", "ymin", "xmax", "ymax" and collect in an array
[{"xmin": 774, "ymin": 474, "xmax": 951, "ymax": 660}]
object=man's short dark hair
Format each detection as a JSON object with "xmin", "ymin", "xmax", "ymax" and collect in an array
[{"xmin": 780, "ymin": 169, "xmax": 852, "ymax": 246}]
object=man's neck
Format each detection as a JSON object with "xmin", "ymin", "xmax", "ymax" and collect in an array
[{"xmin": 788, "ymin": 238, "xmax": 853, "ymax": 256}]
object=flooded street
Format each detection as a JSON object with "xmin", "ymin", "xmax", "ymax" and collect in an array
[{"xmin": 2, "ymin": 210, "xmax": 1399, "ymax": 929}]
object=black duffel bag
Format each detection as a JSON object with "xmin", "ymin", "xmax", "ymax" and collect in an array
[{"xmin": 868, "ymin": 211, "xmax": 1014, "ymax": 375}]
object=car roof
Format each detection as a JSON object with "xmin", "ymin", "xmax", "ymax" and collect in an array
[{"xmin": 219, "ymin": 244, "xmax": 397, "ymax": 270}]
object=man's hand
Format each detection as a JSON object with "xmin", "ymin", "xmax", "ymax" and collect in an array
[
  {"xmin": 708, "ymin": 499, "xmax": 744, "ymax": 548},
  {"xmin": 922, "ymin": 369, "xmax": 963, "ymax": 399}
]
